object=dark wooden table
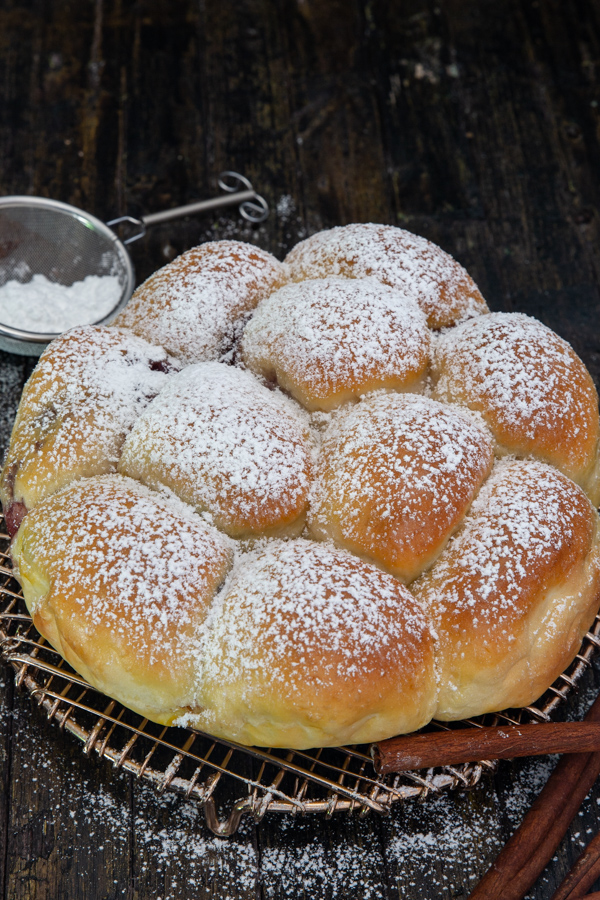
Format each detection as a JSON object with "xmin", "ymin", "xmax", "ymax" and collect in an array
[{"xmin": 2, "ymin": 1, "xmax": 600, "ymax": 897}]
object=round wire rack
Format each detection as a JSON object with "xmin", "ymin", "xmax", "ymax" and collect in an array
[{"xmin": 0, "ymin": 511, "xmax": 599, "ymax": 836}]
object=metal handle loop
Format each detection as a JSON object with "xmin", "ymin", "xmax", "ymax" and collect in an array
[
  {"xmin": 218, "ymin": 172, "xmax": 269, "ymax": 222},
  {"xmin": 107, "ymin": 172, "xmax": 269, "ymax": 241},
  {"xmin": 239, "ymin": 194, "xmax": 269, "ymax": 223},
  {"xmin": 218, "ymin": 171, "xmax": 254, "ymax": 193},
  {"xmin": 105, "ymin": 215, "xmax": 147, "ymax": 246}
]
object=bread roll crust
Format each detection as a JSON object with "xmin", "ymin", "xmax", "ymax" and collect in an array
[
  {"xmin": 11, "ymin": 476, "xmax": 234, "ymax": 724},
  {"xmin": 118, "ymin": 362, "xmax": 314, "ymax": 538},
  {"xmin": 309, "ymin": 393, "xmax": 494, "ymax": 581},
  {"xmin": 0, "ymin": 326, "xmax": 176, "ymax": 533},
  {"xmin": 241, "ymin": 277, "xmax": 430, "ymax": 410},
  {"xmin": 285, "ymin": 223, "xmax": 488, "ymax": 329},
  {"xmin": 113, "ymin": 240, "xmax": 287, "ymax": 364},
  {"xmin": 181, "ymin": 540, "xmax": 437, "ymax": 748},
  {"xmin": 432, "ymin": 312, "xmax": 600, "ymax": 503},
  {"xmin": 414, "ymin": 460, "xmax": 600, "ymax": 720}
]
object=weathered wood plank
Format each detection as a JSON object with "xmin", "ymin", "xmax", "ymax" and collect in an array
[
  {"xmin": 2, "ymin": 0, "xmax": 600, "ymax": 898},
  {"xmin": 371, "ymin": 0, "xmax": 600, "ymax": 377},
  {"xmin": 130, "ymin": 782, "xmax": 260, "ymax": 900},
  {"xmin": 4, "ymin": 693, "xmax": 132, "ymax": 900},
  {"xmin": 0, "ymin": 663, "xmax": 14, "ymax": 900},
  {"xmin": 0, "ymin": 353, "xmax": 36, "ymax": 898}
]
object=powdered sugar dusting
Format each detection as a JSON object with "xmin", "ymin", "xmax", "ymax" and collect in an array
[
  {"xmin": 432, "ymin": 312, "xmax": 600, "ymax": 477},
  {"xmin": 119, "ymin": 362, "xmax": 314, "ymax": 536},
  {"xmin": 415, "ymin": 458, "xmax": 592, "ymax": 621},
  {"xmin": 20, "ymin": 475, "xmax": 233, "ymax": 666},
  {"xmin": 201, "ymin": 540, "xmax": 428, "ymax": 679},
  {"xmin": 260, "ymin": 817, "xmax": 387, "ymax": 899},
  {"xmin": 1, "ymin": 325, "xmax": 177, "ymax": 508},
  {"xmin": 309, "ymin": 392, "xmax": 494, "ymax": 579},
  {"xmin": 185, "ymin": 538, "xmax": 433, "ymax": 745},
  {"xmin": 241, "ymin": 276, "xmax": 430, "ymax": 409},
  {"xmin": 114, "ymin": 240, "xmax": 286, "ymax": 364},
  {"xmin": 285, "ymin": 223, "xmax": 488, "ymax": 329}
]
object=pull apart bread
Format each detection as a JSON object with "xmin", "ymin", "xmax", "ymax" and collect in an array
[{"xmin": 3, "ymin": 225, "xmax": 600, "ymax": 749}]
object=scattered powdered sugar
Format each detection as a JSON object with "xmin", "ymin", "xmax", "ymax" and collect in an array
[
  {"xmin": 4, "ymin": 687, "xmax": 258, "ymax": 900},
  {"xmin": 433, "ymin": 312, "xmax": 598, "ymax": 453},
  {"xmin": 386, "ymin": 788, "xmax": 505, "ymax": 897},
  {"xmin": 0, "ymin": 273, "xmax": 122, "ymax": 333},
  {"xmin": 241, "ymin": 276, "xmax": 430, "ymax": 407},
  {"xmin": 119, "ymin": 361, "xmax": 314, "ymax": 535},
  {"xmin": 284, "ymin": 223, "xmax": 488, "ymax": 328},
  {"xmin": 309, "ymin": 392, "xmax": 494, "ymax": 577},
  {"xmin": 0, "ymin": 363, "xmax": 27, "ymax": 460},
  {"xmin": 385, "ymin": 747, "xmax": 594, "ymax": 899},
  {"xmin": 6, "ymin": 641, "xmax": 600, "ymax": 898},
  {"xmin": 259, "ymin": 817, "xmax": 387, "ymax": 899},
  {"xmin": 4, "ymin": 325, "xmax": 177, "ymax": 503},
  {"xmin": 276, "ymin": 194, "xmax": 296, "ymax": 221},
  {"xmin": 114, "ymin": 240, "xmax": 286, "ymax": 364}
]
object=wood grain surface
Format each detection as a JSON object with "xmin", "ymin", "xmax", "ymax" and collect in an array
[{"xmin": 2, "ymin": 1, "xmax": 600, "ymax": 897}]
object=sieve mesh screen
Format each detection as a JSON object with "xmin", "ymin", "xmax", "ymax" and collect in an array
[{"xmin": 0, "ymin": 205, "xmax": 129, "ymax": 291}]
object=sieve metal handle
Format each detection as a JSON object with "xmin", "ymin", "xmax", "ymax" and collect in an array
[{"xmin": 106, "ymin": 171, "xmax": 269, "ymax": 245}]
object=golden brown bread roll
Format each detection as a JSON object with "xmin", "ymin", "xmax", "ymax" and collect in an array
[
  {"xmin": 241, "ymin": 276, "xmax": 430, "ymax": 410},
  {"xmin": 0, "ymin": 326, "xmax": 177, "ymax": 537},
  {"xmin": 308, "ymin": 393, "xmax": 494, "ymax": 581},
  {"xmin": 178, "ymin": 539, "xmax": 437, "ymax": 748},
  {"xmin": 12, "ymin": 477, "xmax": 435, "ymax": 748},
  {"xmin": 11, "ymin": 476, "xmax": 234, "ymax": 725},
  {"xmin": 5, "ymin": 230, "xmax": 600, "ymax": 751},
  {"xmin": 284, "ymin": 223, "xmax": 489, "ymax": 329},
  {"xmin": 413, "ymin": 459, "xmax": 600, "ymax": 720},
  {"xmin": 432, "ymin": 312, "xmax": 600, "ymax": 504},
  {"xmin": 112, "ymin": 240, "xmax": 287, "ymax": 364},
  {"xmin": 118, "ymin": 361, "xmax": 314, "ymax": 538}
]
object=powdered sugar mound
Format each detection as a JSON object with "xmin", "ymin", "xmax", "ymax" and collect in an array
[
  {"xmin": 1, "ymin": 325, "xmax": 178, "ymax": 509},
  {"xmin": 309, "ymin": 392, "xmax": 494, "ymax": 579},
  {"xmin": 19, "ymin": 475, "xmax": 233, "ymax": 678},
  {"xmin": 0, "ymin": 272, "xmax": 122, "ymax": 332},
  {"xmin": 119, "ymin": 362, "xmax": 314, "ymax": 537},
  {"xmin": 284, "ymin": 223, "xmax": 488, "ymax": 329},
  {"xmin": 241, "ymin": 276, "xmax": 431, "ymax": 409},
  {"xmin": 113, "ymin": 241, "xmax": 286, "ymax": 364},
  {"xmin": 432, "ymin": 312, "xmax": 599, "ymax": 470}
]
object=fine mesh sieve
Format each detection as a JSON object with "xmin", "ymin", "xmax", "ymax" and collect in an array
[{"xmin": 0, "ymin": 172, "xmax": 269, "ymax": 356}]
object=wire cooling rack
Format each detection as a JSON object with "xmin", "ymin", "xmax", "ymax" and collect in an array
[{"xmin": 1, "ymin": 513, "xmax": 599, "ymax": 836}]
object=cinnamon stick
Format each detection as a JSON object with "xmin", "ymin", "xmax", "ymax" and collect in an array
[
  {"xmin": 467, "ymin": 691, "xmax": 600, "ymax": 900},
  {"xmin": 374, "ymin": 722, "xmax": 600, "ymax": 774},
  {"xmin": 549, "ymin": 831, "xmax": 600, "ymax": 900}
]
